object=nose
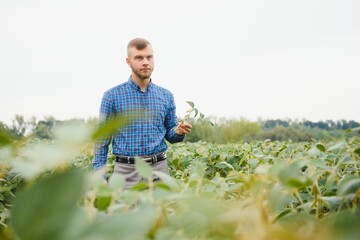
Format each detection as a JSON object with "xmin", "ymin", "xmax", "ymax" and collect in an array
[{"xmin": 142, "ymin": 58, "xmax": 149, "ymax": 65}]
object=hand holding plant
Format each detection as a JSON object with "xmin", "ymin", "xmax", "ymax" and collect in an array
[
  {"xmin": 176, "ymin": 101, "xmax": 213, "ymax": 135},
  {"xmin": 176, "ymin": 121, "xmax": 192, "ymax": 135}
]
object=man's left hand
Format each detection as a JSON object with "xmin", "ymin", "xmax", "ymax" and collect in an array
[{"xmin": 176, "ymin": 122, "xmax": 192, "ymax": 135}]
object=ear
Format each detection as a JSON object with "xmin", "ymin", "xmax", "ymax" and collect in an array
[{"xmin": 126, "ymin": 57, "xmax": 130, "ymax": 66}]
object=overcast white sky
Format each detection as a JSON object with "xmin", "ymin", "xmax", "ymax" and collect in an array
[{"xmin": 1, "ymin": 0, "xmax": 359, "ymax": 125}]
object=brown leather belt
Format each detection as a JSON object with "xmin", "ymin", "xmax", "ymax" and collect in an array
[{"xmin": 115, "ymin": 152, "xmax": 166, "ymax": 164}]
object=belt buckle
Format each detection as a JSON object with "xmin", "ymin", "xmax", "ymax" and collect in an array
[{"xmin": 151, "ymin": 154, "xmax": 157, "ymax": 164}]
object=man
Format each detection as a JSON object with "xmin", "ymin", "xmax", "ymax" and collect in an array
[{"xmin": 93, "ymin": 38, "xmax": 192, "ymax": 189}]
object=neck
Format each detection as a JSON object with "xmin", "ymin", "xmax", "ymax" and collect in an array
[{"xmin": 131, "ymin": 75, "xmax": 150, "ymax": 92}]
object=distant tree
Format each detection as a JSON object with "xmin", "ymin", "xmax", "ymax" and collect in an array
[
  {"xmin": 263, "ymin": 120, "xmax": 276, "ymax": 129},
  {"xmin": 326, "ymin": 120, "xmax": 336, "ymax": 129},
  {"xmin": 185, "ymin": 119, "xmax": 218, "ymax": 143},
  {"xmin": 348, "ymin": 120, "xmax": 360, "ymax": 129},
  {"xmin": 0, "ymin": 121, "xmax": 9, "ymax": 130},
  {"xmin": 218, "ymin": 119, "xmax": 261, "ymax": 143},
  {"xmin": 184, "ymin": 118, "xmax": 260, "ymax": 144},
  {"xmin": 10, "ymin": 114, "xmax": 27, "ymax": 137},
  {"xmin": 303, "ymin": 120, "xmax": 314, "ymax": 128},
  {"xmin": 336, "ymin": 119, "xmax": 349, "ymax": 130},
  {"xmin": 33, "ymin": 116, "xmax": 57, "ymax": 139},
  {"xmin": 317, "ymin": 121, "xmax": 329, "ymax": 130},
  {"xmin": 27, "ymin": 116, "xmax": 38, "ymax": 134},
  {"xmin": 263, "ymin": 119, "xmax": 290, "ymax": 129},
  {"xmin": 252, "ymin": 126, "xmax": 312, "ymax": 142}
]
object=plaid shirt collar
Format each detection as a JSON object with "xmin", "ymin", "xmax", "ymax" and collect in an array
[{"xmin": 128, "ymin": 76, "xmax": 153, "ymax": 93}]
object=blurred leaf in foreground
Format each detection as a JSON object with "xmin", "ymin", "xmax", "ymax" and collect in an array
[
  {"xmin": 10, "ymin": 168, "xmax": 86, "ymax": 240},
  {"xmin": 135, "ymin": 157, "xmax": 153, "ymax": 179},
  {"xmin": 92, "ymin": 113, "xmax": 137, "ymax": 140},
  {"xmin": 322, "ymin": 211, "xmax": 360, "ymax": 240},
  {"xmin": 11, "ymin": 142, "xmax": 74, "ymax": 180},
  {"xmin": 76, "ymin": 205, "xmax": 157, "ymax": 240}
]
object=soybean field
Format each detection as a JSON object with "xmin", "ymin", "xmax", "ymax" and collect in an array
[{"xmin": 0, "ymin": 124, "xmax": 360, "ymax": 240}]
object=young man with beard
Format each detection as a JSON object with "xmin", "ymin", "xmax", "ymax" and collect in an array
[{"xmin": 93, "ymin": 38, "xmax": 192, "ymax": 189}]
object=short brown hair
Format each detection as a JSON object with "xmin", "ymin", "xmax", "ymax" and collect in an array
[{"xmin": 127, "ymin": 38, "xmax": 151, "ymax": 53}]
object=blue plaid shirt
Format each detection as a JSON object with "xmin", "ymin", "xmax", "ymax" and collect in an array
[{"xmin": 92, "ymin": 77, "xmax": 184, "ymax": 170}]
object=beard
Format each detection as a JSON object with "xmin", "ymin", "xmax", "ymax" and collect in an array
[{"xmin": 131, "ymin": 66, "xmax": 153, "ymax": 80}]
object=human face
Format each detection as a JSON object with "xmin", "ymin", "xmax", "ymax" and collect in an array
[{"xmin": 126, "ymin": 45, "xmax": 154, "ymax": 82}]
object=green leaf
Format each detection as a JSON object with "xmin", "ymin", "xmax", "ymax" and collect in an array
[
  {"xmin": 323, "ymin": 211, "xmax": 360, "ymax": 239},
  {"xmin": 92, "ymin": 114, "xmax": 134, "ymax": 140},
  {"xmin": 310, "ymin": 159, "xmax": 332, "ymax": 171},
  {"xmin": 216, "ymin": 161, "xmax": 235, "ymax": 170},
  {"xmin": 354, "ymin": 147, "xmax": 360, "ymax": 156},
  {"xmin": 153, "ymin": 182, "xmax": 172, "ymax": 191},
  {"xmin": 135, "ymin": 158, "xmax": 153, "ymax": 179},
  {"xmin": 338, "ymin": 178, "xmax": 360, "ymax": 196},
  {"xmin": 209, "ymin": 121, "xmax": 215, "ymax": 126},
  {"xmin": 278, "ymin": 161, "xmax": 310, "ymax": 188},
  {"xmin": 316, "ymin": 143, "xmax": 326, "ymax": 152},
  {"xmin": 61, "ymin": 208, "xmax": 90, "ymax": 240},
  {"xmin": 189, "ymin": 162, "xmax": 207, "ymax": 178},
  {"xmin": 108, "ymin": 173, "xmax": 125, "ymax": 191},
  {"xmin": 153, "ymin": 170, "xmax": 180, "ymax": 190},
  {"xmin": 328, "ymin": 141, "xmax": 347, "ymax": 153},
  {"xmin": 11, "ymin": 169, "xmax": 85, "ymax": 240},
  {"xmin": 272, "ymin": 209, "xmax": 292, "ymax": 223},
  {"xmin": 249, "ymin": 159, "xmax": 259, "ymax": 169},
  {"xmin": 268, "ymin": 184, "xmax": 295, "ymax": 212},
  {"xmin": 130, "ymin": 182, "xmax": 149, "ymax": 191},
  {"xmin": 94, "ymin": 185, "xmax": 112, "ymax": 211},
  {"xmin": 275, "ymin": 145, "xmax": 287, "ymax": 157},
  {"xmin": 321, "ymin": 196, "xmax": 344, "ymax": 211},
  {"xmin": 186, "ymin": 101, "xmax": 195, "ymax": 108},
  {"xmin": 193, "ymin": 108, "xmax": 199, "ymax": 118},
  {"xmin": 77, "ymin": 205, "xmax": 157, "ymax": 240},
  {"xmin": 325, "ymin": 174, "xmax": 337, "ymax": 195}
]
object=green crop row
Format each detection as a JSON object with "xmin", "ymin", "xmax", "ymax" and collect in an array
[{"xmin": 0, "ymin": 123, "xmax": 359, "ymax": 240}]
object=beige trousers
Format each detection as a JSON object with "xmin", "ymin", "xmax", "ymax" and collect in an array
[{"xmin": 113, "ymin": 159, "xmax": 169, "ymax": 190}]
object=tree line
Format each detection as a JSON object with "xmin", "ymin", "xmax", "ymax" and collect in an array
[
  {"xmin": 0, "ymin": 114, "xmax": 97, "ymax": 143},
  {"xmin": 262, "ymin": 118, "xmax": 360, "ymax": 131},
  {"xmin": 185, "ymin": 117, "xmax": 360, "ymax": 143},
  {"xmin": 0, "ymin": 114, "xmax": 359, "ymax": 145}
]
